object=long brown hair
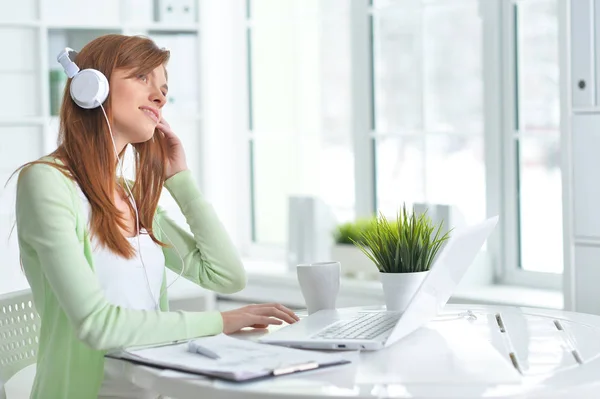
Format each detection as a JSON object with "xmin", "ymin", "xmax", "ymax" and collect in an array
[{"xmin": 13, "ymin": 34, "xmax": 170, "ymax": 258}]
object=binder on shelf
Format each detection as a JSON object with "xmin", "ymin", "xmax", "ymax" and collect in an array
[
  {"xmin": 155, "ymin": 0, "xmax": 197, "ymax": 24},
  {"xmin": 106, "ymin": 333, "xmax": 351, "ymax": 382},
  {"xmin": 49, "ymin": 69, "xmax": 67, "ymax": 116}
]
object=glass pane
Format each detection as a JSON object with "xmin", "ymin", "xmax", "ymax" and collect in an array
[
  {"xmin": 250, "ymin": 1, "xmax": 351, "ymax": 133},
  {"xmin": 515, "ymin": 0, "xmax": 562, "ymax": 274},
  {"xmin": 373, "ymin": 0, "xmax": 482, "ymax": 133},
  {"xmin": 252, "ymin": 134, "xmax": 355, "ymax": 245},
  {"xmin": 423, "ymin": 1, "xmax": 483, "ymax": 133},
  {"xmin": 250, "ymin": 20, "xmax": 296, "ymax": 132},
  {"xmin": 320, "ymin": 2, "xmax": 352, "ymax": 135},
  {"xmin": 425, "ymin": 135, "xmax": 485, "ymax": 225},
  {"xmin": 376, "ymin": 135, "xmax": 425, "ymax": 216},
  {"xmin": 373, "ymin": 8, "xmax": 422, "ymax": 132},
  {"xmin": 249, "ymin": 1, "xmax": 354, "ymax": 244},
  {"xmin": 373, "ymin": 0, "xmax": 485, "ymax": 226},
  {"xmin": 518, "ymin": 136, "xmax": 562, "ymax": 273},
  {"xmin": 517, "ymin": 0, "xmax": 559, "ymax": 132}
]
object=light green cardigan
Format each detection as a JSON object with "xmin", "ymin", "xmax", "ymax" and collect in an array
[{"xmin": 15, "ymin": 159, "xmax": 247, "ymax": 398}]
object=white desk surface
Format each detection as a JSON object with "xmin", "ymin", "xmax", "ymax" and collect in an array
[{"xmin": 123, "ymin": 304, "xmax": 600, "ymax": 399}]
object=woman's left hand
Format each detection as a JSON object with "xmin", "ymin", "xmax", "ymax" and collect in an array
[{"xmin": 157, "ymin": 118, "xmax": 188, "ymax": 179}]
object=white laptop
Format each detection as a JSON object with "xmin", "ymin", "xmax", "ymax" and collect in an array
[{"xmin": 259, "ymin": 216, "xmax": 499, "ymax": 351}]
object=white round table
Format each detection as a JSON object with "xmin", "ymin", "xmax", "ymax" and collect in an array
[{"xmin": 124, "ymin": 304, "xmax": 600, "ymax": 398}]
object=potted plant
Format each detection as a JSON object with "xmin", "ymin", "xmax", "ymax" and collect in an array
[
  {"xmin": 352, "ymin": 205, "xmax": 451, "ymax": 311},
  {"xmin": 330, "ymin": 218, "xmax": 378, "ymax": 280}
]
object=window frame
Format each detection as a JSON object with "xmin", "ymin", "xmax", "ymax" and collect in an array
[{"xmin": 497, "ymin": 0, "xmax": 562, "ymax": 290}]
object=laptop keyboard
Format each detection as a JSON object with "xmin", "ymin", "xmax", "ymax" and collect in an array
[{"xmin": 311, "ymin": 312, "xmax": 402, "ymax": 340}]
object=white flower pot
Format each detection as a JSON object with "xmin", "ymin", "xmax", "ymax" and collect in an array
[
  {"xmin": 330, "ymin": 244, "xmax": 378, "ymax": 280},
  {"xmin": 379, "ymin": 271, "xmax": 429, "ymax": 312}
]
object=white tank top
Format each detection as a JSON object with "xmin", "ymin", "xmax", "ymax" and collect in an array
[{"xmin": 75, "ymin": 185, "xmax": 165, "ymax": 399}]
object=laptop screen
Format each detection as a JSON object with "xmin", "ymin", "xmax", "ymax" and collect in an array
[{"xmin": 384, "ymin": 216, "xmax": 499, "ymax": 347}]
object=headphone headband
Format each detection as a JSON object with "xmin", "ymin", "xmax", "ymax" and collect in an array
[{"xmin": 57, "ymin": 47, "xmax": 80, "ymax": 78}]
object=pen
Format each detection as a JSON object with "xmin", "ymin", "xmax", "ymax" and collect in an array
[
  {"xmin": 495, "ymin": 313, "xmax": 522, "ymax": 374},
  {"xmin": 554, "ymin": 320, "xmax": 584, "ymax": 364},
  {"xmin": 188, "ymin": 341, "xmax": 220, "ymax": 360}
]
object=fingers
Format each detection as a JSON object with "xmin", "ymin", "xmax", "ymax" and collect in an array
[
  {"xmin": 156, "ymin": 117, "xmax": 175, "ymax": 135},
  {"xmin": 222, "ymin": 303, "xmax": 300, "ymax": 334},
  {"xmin": 158, "ymin": 117, "xmax": 170, "ymax": 128},
  {"xmin": 254, "ymin": 307, "xmax": 297, "ymax": 325},
  {"xmin": 280, "ymin": 304, "xmax": 301, "ymax": 322},
  {"xmin": 156, "ymin": 121, "xmax": 173, "ymax": 136},
  {"xmin": 249, "ymin": 303, "xmax": 300, "ymax": 322},
  {"xmin": 250, "ymin": 315, "xmax": 283, "ymax": 327}
]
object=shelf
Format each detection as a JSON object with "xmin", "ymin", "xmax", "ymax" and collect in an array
[
  {"xmin": 128, "ymin": 23, "xmax": 200, "ymax": 33},
  {"xmin": 0, "ymin": 118, "xmax": 46, "ymax": 126},
  {"xmin": 45, "ymin": 23, "xmax": 123, "ymax": 31},
  {"xmin": 0, "ymin": 21, "xmax": 41, "ymax": 28},
  {"xmin": 42, "ymin": 23, "xmax": 199, "ymax": 34}
]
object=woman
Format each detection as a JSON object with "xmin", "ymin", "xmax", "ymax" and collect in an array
[{"xmin": 14, "ymin": 34, "xmax": 298, "ymax": 398}]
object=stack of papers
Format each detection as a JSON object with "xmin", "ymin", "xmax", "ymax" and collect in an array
[{"xmin": 107, "ymin": 334, "xmax": 351, "ymax": 382}]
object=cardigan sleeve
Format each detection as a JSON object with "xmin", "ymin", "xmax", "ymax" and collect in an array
[
  {"xmin": 16, "ymin": 163, "xmax": 224, "ymax": 351},
  {"xmin": 154, "ymin": 170, "xmax": 247, "ymax": 294}
]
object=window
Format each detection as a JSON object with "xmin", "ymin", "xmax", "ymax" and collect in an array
[
  {"xmin": 243, "ymin": 0, "xmax": 563, "ymax": 287},
  {"xmin": 498, "ymin": 0, "xmax": 562, "ymax": 289},
  {"xmin": 247, "ymin": 0, "xmax": 355, "ymax": 246},
  {"xmin": 512, "ymin": 0, "xmax": 562, "ymax": 274},
  {"xmin": 372, "ymin": 0, "xmax": 486, "ymax": 228}
]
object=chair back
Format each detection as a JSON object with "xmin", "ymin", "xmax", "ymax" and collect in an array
[{"xmin": 0, "ymin": 289, "xmax": 39, "ymax": 399}]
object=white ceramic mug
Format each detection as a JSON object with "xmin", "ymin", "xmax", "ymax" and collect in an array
[{"xmin": 296, "ymin": 261, "xmax": 341, "ymax": 315}]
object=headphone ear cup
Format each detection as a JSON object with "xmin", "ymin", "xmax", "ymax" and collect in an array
[{"xmin": 70, "ymin": 69, "xmax": 109, "ymax": 109}]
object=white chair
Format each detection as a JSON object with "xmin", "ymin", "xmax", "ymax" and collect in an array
[{"xmin": 0, "ymin": 289, "xmax": 39, "ymax": 399}]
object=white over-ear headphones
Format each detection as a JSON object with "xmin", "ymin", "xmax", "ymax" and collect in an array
[{"xmin": 57, "ymin": 47, "xmax": 109, "ymax": 109}]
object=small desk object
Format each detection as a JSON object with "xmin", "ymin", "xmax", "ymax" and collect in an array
[{"xmin": 122, "ymin": 305, "xmax": 600, "ymax": 398}]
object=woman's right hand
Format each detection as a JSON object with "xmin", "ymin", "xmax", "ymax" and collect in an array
[{"xmin": 220, "ymin": 303, "xmax": 300, "ymax": 334}]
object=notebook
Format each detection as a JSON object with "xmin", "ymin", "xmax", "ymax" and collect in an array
[{"xmin": 106, "ymin": 333, "xmax": 351, "ymax": 382}]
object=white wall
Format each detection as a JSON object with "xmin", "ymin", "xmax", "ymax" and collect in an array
[{"xmin": 196, "ymin": 0, "xmax": 248, "ymax": 247}]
